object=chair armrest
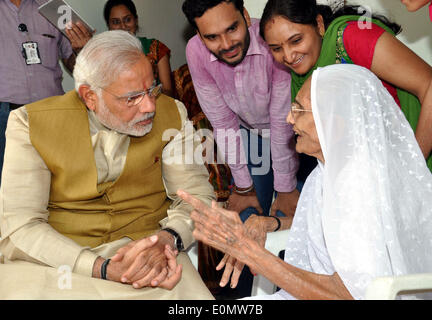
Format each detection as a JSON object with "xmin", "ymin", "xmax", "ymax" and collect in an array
[
  {"xmin": 264, "ymin": 229, "xmax": 290, "ymax": 253},
  {"xmin": 186, "ymin": 241, "xmax": 198, "ymax": 270},
  {"xmin": 250, "ymin": 229, "xmax": 290, "ymax": 297},
  {"xmin": 365, "ymin": 273, "xmax": 432, "ymax": 299}
]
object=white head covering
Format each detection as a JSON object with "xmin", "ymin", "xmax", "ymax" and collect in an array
[
  {"xmin": 311, "ymin": 64, "xmax": 432, "ymax": 298},
  {"xmin": 272, "ymin": 64, "xmax": 432, "ymax": 300}
]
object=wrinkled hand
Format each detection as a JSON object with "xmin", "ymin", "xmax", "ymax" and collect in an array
[
  {"xmin": 64, "ymin": 21, "xmax": 94, "ymax": 53},
  {"xmin": 270, "ymin": 189, "xmax": 300, "ymax": 218},
  {"xmin": 227, "ymin": 191, "xmax": 263, "ymax": 215},
  {"xmin": 109, "ymin": 233, "xmax": 174, "ymax": 288},
  {"xmin": 216, "ymin": 254, "xmax": 244, "ymax": 288},
  {"xmin": 217, "ymin": 214, "xmax": 268, "ymax": 288},
  {"xmin": 177, "ymin": 189, "xmax": 257, "ymax": 276},
  {"xmin": 244, "ymin": 214, "xmax": 269, "ymax": 247}
]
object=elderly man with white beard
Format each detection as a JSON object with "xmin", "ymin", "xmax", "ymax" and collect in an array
[{"xmin": 0, "ymin": 30, "xmax": 215, "ymax": 299}]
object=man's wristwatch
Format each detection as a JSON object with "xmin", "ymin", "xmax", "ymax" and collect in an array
[{"xmin": 162, "ymin": 228, "xmax": 184, "ymax": 251}]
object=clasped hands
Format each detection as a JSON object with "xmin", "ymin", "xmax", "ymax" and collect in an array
[{"xmin": 92, "ymin": 231, "xmax": 182, "ymax": 290}]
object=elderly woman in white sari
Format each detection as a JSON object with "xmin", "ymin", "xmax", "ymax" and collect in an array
[{"xmin": 177, "ymin": 64, "xmax": 432, "ymax": 300}]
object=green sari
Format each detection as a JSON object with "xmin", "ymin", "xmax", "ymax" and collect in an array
[{"xmin": 291, "ymin": 15, "xmax": 432, "ymax": 171}]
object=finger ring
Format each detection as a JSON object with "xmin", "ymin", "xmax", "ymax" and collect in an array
[{"xmin": 225, "ymin": 236, "xmax": 235, "ymax": 245}]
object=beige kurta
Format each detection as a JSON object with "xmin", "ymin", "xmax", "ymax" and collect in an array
[{"xmin": 0, "ymin": 98, "xmax": 215, "ymax": 300}]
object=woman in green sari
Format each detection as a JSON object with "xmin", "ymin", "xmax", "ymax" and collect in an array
[
  {"xmin": 103, "ymin": 0, "xmax": 173, "ymax": 97},
  {"xmin": 259, "ymin": 0, "xmax": 432, "ymax": 174},
  {"xmin": 66, "ymin": 0, "xmax": 174, "ymax": 97}
]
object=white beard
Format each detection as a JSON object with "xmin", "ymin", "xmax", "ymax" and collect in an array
[{"xmin": 95, "ymin": 95, "xmax": 154, "ymax": 137}]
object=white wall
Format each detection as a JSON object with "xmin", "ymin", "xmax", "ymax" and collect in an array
[
  {"xmin": 244, "ymin": 0, "xmax": 432, "ymax": 65},
  {"xmin": 61, "ymin": 0, "xmax": 432, "ymax": 91},
  {"xmin": 61, "ymin": 0, "xmax": 194, "ymax": 91},
  {"xmin": 348, "ymin": 0, "xmax": 432, "ymax": 65},
  {"xmin": 244, "ymin": 0, "xmax": 346, "ymax": 18}
]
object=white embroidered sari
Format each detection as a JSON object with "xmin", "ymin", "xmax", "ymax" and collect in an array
[{"xmin": 254, "ymin": 64, "xmax": 432, "ymax": 300}]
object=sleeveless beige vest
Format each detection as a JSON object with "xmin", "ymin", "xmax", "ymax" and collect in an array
[{"xmin": 26, "ymin": 91, "xmax": 181, "ymax": 248}]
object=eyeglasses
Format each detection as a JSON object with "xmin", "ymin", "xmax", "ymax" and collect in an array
[
  {"xmin": 100, "ymin": 81, "xmax": 162, "ymax": 107},
  {"xmin": 110, "ymin": 15, "xmax": 135, "ymax": 26},
  {"xmin": 290, "ymin": 100, "xmax": 312, "ymax": 118}
]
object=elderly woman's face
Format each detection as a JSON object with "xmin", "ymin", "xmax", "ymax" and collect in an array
[
  {"xmin": 287, "ymin": 77, "xmax": 324, "ymax": 162},
  {"xmin": 108, "ymin": 4, "xmax": 138, "ymax": 35}
]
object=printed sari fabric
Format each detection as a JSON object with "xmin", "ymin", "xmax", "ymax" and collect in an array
[
  {"xmin": 139, "ymin": 37, "xmax": 171, "ymax": 85},
  {"xmin": 172, "ymin": 64, "xmax": 232, "ymax": 203}
]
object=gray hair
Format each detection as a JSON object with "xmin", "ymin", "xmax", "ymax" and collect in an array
[{"xmin": 73, "ymin": 30, "xmax": 143, "ymax": 92}]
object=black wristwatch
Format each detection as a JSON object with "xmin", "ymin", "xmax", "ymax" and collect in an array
[{"xmin": 162, "ymin": 228, "xmax": 184, "ymax": 251}]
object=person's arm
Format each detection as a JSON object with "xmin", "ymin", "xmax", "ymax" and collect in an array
[
  {"xmin": 241, "ymin": 237, "xmax": 352, "ymax": 300},
  {"xmin": 0, "ymin": 109, "xmax": 176, "ymax": 287},
  {"xmin": 0, "ymin": 108, "xmax": 99, "ymax": 277},
  {"xmin": 177, "ymin": 190, "xmax": 353, "ymax": 300},
  {"xmin": 107, "ymin": 100, "xmax": 216, "ymax": 289},
  {"xmin": 268, "ymin": 60, "xmax": 300, "ymax": 217},
  {"xmin": 159, "ymin": 99, "xmax": 216, "ymax": 250},
  {"xmin": 343, "ymin": 22, "xmax": 432, "ymax": 160},
  {"xmin": 59, "ymin": 28, "xmax": 76, "ymax": 74},
  {"xmin": 371, "ymin": 32, "xmax": 432, "ymax": 160},
  {"xmin": 157, "ymin": 55, "xmax": 174, "ymax": 97},
  {"xmin": 102, "ymin": 233, "xmax": 182, "ymax": 289},
  {"xmin": 64, "ymin": 22, "xmax": 93, "ymax": 55},
  {"xmin": 215, "ymin": 213, "xmax": 293, "ymax": 288},
  {"xmin": 186, "ymin": 39, "xmax": 264, "ymax": 214},
  {"xmin": 186, "ymin": 39, "xmax": 252, "ymax": 189}
]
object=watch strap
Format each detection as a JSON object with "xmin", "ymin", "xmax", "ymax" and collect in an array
[{"xmin": 162, "ymin": 228, "xmax": 184, "ymax": 251}]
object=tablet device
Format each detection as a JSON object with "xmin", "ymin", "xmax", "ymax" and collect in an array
[{"xmin": 38, "ymin": 0, "xmax": 95, "ymax": 37}]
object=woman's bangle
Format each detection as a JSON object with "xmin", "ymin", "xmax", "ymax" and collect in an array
[
  {"xmin": 101, "ymin": 258, "xmax": 111, "ymax": 280},
  {"xmin": 233, "ymin": 184, "xmax": 254, "ymax": 194},
  {"xmin": 268, "ymin": 215, "xmax": 281, "ymax": 232}
]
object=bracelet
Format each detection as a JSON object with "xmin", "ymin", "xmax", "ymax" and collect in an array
[
  {"xmin": 268, "ymin": 215, "xmax": 281, "ymax": 232},
  {"xmin": 233, "ymin": 184, "xmax": 254, "ymax": 194},
  {"xmin": 162, "ymin": 228, "xmax": 184, "ymax": 251},
  {"xmin": 100, "ymin": 258, "xmax": 111, "ymax": 280}
]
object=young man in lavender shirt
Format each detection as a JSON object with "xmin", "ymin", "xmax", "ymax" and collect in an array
[
  {"xmin": 182, "ymin": 0, "xmax": 299, "ymax": 297},
  {"xmin": 0, "ymin": 0, "xmax": 75, "ymax": 185}
]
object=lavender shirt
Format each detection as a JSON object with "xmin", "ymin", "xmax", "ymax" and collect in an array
[
  {"xmin": 0, "ymin": 0, "xmax": 73, "ymax": 104},
  {"xmin": 186, "ymin": 19, "xmax": 298, "ymax": 192}
]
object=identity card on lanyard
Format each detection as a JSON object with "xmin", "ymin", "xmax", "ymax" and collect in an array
[
  {"xmin": 22, "ymin": 41, "xmax": 42, "ymax": 65},
  {"xmin": 19, "ymin": 23, "xmax": 42, "ymax": 65}
]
